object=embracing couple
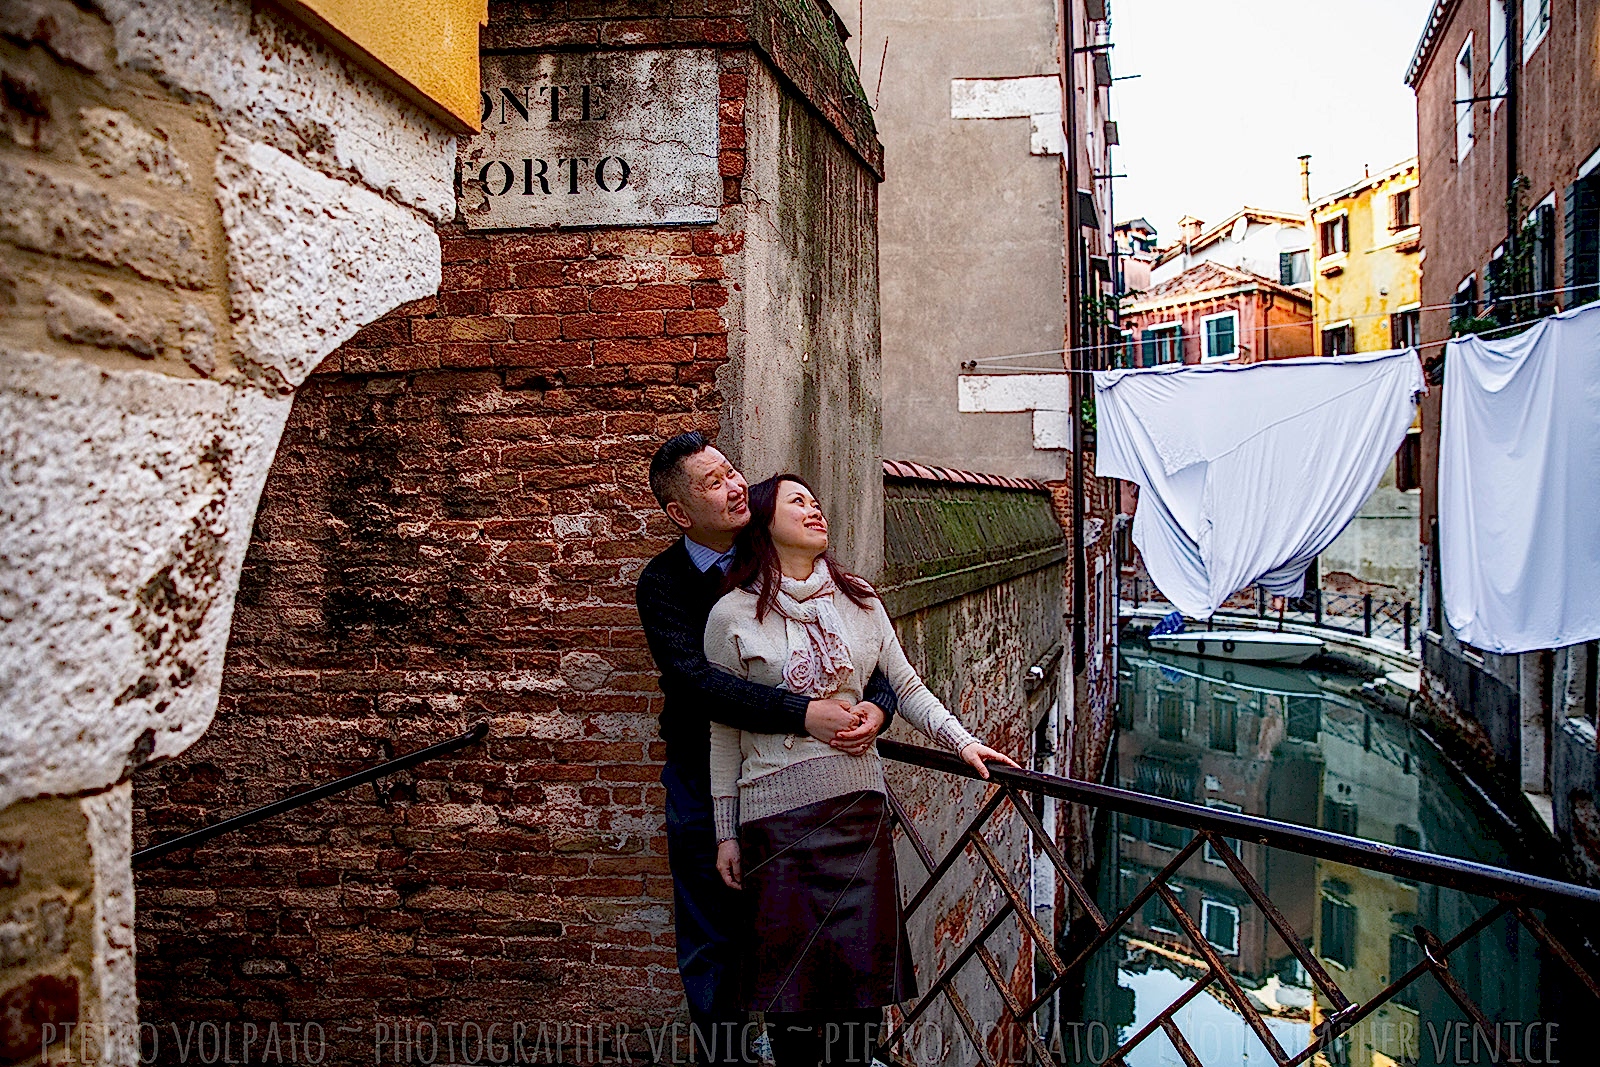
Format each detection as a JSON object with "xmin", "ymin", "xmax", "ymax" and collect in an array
[{"xmin": 634, "ymin": 433, "xmax": 1017, "ymax": 1066}]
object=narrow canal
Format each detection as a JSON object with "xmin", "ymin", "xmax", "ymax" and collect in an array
[{"xmin": 1061, "ymin": 626, "xmax": 1580, "ymax": 1066}]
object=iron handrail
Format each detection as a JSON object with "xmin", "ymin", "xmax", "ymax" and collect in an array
[
  {"xmin": 132, "ymin": 722, "xmax": 489, "ymax": 866},
  {"xmin": 876, "ymin": 738, "xmax": 1600, "ymax": 1067},
  {"xmin": 878, "ymin": 738, "xmax": 1600, "ymax": 909}
]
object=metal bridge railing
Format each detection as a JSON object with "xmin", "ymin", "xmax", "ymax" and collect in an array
[
  {"xmin": 877, "ymin": 739, "xmax": 1600, "ymax": 1067},
  {"xmin": 1123, "ymin": 575, "xmax": 1415, "ymax": 651}
]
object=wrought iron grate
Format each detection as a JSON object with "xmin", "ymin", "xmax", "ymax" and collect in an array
[{"xmin": 876, "ymin": 740, "xmax": 1600, "ymax": 1067}]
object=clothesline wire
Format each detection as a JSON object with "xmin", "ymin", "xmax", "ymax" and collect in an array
[{"xmin": 965, "ymin": 284, "xmax": 1594, "ymax": 372}]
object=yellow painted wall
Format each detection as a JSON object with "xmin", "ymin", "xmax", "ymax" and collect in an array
[
  {"xmin": 276, "ymin": 0, "xmax": 487, "ymax": 132},
  {"xmin": 1312, "ymin": 162, "xmax": 1421, "ymax": 354}
]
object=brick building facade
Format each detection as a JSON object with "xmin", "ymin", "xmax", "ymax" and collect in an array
[{"xmin": 1406, "ymin": 0, "xmax": 1600, "ymax": 878}]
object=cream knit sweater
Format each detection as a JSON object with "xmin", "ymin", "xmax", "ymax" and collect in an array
[{"xmin": 704, "ymin": 585, "xmax": 982, "ymax": 841}]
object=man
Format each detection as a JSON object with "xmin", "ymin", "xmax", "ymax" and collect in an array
[{"xmin": 635, "ymin": 432, "xmax": 899, "ymax": 1066}]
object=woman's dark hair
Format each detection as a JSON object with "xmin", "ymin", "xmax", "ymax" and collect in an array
[{"xmin": 723, "ymin": 473, "xmax": 877, "ymax": 621}]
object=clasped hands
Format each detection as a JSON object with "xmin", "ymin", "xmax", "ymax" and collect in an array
[{"xmin": 805, "ymin": 697, "xmax": 884, "ymax": 756}]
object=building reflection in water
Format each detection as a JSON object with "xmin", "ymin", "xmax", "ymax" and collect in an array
[{"xmin": 1065, "ymin": 634, "xmax": 1557, "ymax": 1067}]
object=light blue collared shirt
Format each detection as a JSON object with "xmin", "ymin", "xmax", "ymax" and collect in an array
[{"xmin": 684, "ymin": 536, "xmax": 737, "ymax": 574}]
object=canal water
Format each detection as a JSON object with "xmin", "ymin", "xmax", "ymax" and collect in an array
[{"xmin": 1061, "ymin": 628, "xmax": 1580, "ymax": 1067}]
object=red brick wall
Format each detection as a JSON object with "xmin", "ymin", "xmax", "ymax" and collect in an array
[{"xmin": 132, "ymin": 50, "xmax": 754, "ymax": 1065}]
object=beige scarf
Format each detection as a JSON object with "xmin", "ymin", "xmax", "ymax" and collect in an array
[{"xmin": 775, "ymin": 559, "xmax": 855, "ymax": 698}]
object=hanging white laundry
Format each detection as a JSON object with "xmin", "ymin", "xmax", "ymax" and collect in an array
[
  {"xmin": 1095, "ymin": 349, "xmax": 1424, "ymax": 618},
  {"xmin": 1439, "ymin": 300, "xmax": 1600, "ymax": 654}
]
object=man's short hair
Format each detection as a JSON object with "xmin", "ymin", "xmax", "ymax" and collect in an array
[{"xmin": 648, "ymin": 431, "xmax": 709, "ymax": 511}]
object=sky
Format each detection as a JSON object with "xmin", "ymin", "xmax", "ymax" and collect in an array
[{"xmin": 1109, "ymin": 0, "xmax": 1438, "ymax": 239}]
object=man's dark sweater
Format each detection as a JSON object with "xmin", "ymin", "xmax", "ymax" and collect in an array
[{"xmin": 636, "ymin": 538, "xmax": 898, "ymax": 780}]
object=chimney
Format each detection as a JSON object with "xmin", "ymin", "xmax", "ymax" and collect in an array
[
  {"xmin": 1178, "ymin": 215, "xmax": 1204, "ymax": 244},
  {"xmin": 1298, "ymin": 154, "xmax": 1312, "ymax": 211}
]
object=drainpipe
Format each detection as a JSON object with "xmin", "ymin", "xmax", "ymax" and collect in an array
[
  {"xmin": 1060, "ymin": 0, "xmax": 1087, "ymax": 672},
  {"xmin": 1505, "ymin": 0, "xmax": 1520, "ymax": 276}
]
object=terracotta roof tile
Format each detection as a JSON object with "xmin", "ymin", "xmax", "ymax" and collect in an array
[{"xmin": 882, "ymin": 459, "xmax": 1049, "ymax": 493}]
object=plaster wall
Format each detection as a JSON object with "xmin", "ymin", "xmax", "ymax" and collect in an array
[
  {"xmin": 723, "ymin": 62, "xmax": 884, "ymax": 578},
  {"xmin": 1319, "ymin": 462, "xmax": 1421, "ymax": 601},
  {"xmin": 858, "ymin": 0, "xmax": 1069, "ymax": 483}
]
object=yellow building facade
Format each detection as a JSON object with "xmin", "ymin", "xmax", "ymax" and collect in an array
[
  {"xmin": 282, "ymin": 0, "xmax": 488, "ymax": 131},
  {"xmin": 1311, "ymin": 160, "xmax": 1422, "ymax": 355}
]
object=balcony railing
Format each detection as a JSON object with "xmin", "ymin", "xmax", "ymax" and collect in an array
[
  {"xmin": 878, "ymin": 738, "xmax": 1600, "ymax": 1067},
  {"xmin": 1122, "ymin": 575, "xmax": 1415, "ymax": 651}
]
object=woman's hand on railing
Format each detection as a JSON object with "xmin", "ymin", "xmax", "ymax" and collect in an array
[
  {"xmin": 958, "ymin": 742, "xmax": 1021, "ymax": 780},
  {"xmin": 716, "ymin": 839, "xmax": 743, "ymax": 890}
]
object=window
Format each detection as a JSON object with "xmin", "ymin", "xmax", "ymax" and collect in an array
[
  {"xmin": 1144, "ymin": 884, "xmax": 1183, "ymax": 934},
  {"xmin": 1321, "ymin": 894, "xmax": 1357, "ymax": 968},
  {"xmin": 1486, "ymin": 245, "xmax": 1508, "ymax": 322},
  {"xmin": 1396, "ymin": 430, "xmax": 1422, "ymax": 493},
  {"xmin": 1204, "ymin": 800, "xmax": 1242, "ymax": 866},
  {"xmin": 1321, "ymin": 322, "xmax": 1355, "ymax": 356},
  {"xmin": 1286, "ymin": 696, "xmax": 1321, "ymax": 741},
  {"xmin": 1279, "ymin": 249, "xmax": 1311, "ymax": 286},
  {"xmin": 1157, "ymin": 687, "xmax": 1185, "ymax": 741},
  {"xmin": 1141, "ymin": 323, "xmax": 1182, "ymax": 366},
  {"xmin": 1489, "ymin": 0, "xmax": 1508, "ymax": 112},
  {"xmin": 1389, "ymin": 188, "xmax": 1415, "ymax": 231},
  {"xmin": 1567, "ymin": 174, "xmax": 1600, "ymax": 308},
  {"xmin": 1391, "ymin": 307, "xmax": 1421, "ymax": 349},
  {"xmin": 1202, "ymin": 899, "xmax": 1240, "ymax": 955},
  {"xmin": 1116, "ymin": 328, "xmax": 1137, "ymax": 369},
  {"xmin": 1456, "ymin": 36, "xmax": 1475, "ymax": 161},
  {"xmin": 1201, "ymin": 310, "xmax": 1239, "ymax": 362},
  {"xmin": 1390, "ymin": 933, "xmax": 1423, "ymax": 1008},
  {"xmin": 1523, "ymin": 0, "xmax": 1550, "ymax": 58},
  {"xmin": 1319, "ymin": 215, "xmax": 1350, "ymax": 257},
  {"xmin": 1324, "ymin": 797, "xmax": 1359, "ymax": 835},
  {"xmin": 1452, "ymin": 273, "xmax": 1479, "ymax": 325},
  {"xmin": 1530, "ymin": 199, "xmax": 1557, "ymax": 304},
  {"xmin": 1209, "ymin": 695, "xmax": 1238, "ymax": 752}
]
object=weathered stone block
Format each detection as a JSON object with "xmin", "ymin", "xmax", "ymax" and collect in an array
[
  {"xmin": 0, "ymin": 0, "xmax": 114, "ymax": 73},
  {"xmin": 77, "ymin": 107, "xmax": 192, "ymax": 189},
  {"xmin": 0, "ymin": 158, "xmax": 209, "ymax": 288},
  {"xmin": 214, "ymin": 138, "xmax": 441, "ymax": 388}
]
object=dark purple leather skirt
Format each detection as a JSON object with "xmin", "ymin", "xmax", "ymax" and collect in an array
[{"xmin": 737, "ymin": 789, "xmax": 919, "ymax": 1013}]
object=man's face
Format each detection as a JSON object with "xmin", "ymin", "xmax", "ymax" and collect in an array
[{"xmin": 665, "ymin": 447, "xmax": 749, "ymax": 537}]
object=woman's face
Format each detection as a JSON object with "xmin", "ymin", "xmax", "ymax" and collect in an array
[{"xmin": 768, "ymin": 479, "xmax": 829, "ymax": 556}]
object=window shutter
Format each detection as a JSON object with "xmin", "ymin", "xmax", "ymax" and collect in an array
[
  {"xmin": 1565, "ymin": 182, "xmax": 1579, "ymax": 296},
  {"xmin": 1567, "ymin": 176, "xmax": 1600, "ymax": 305},
  {"xmin": 1340, "ymin": 215, "xmax": 1350, "ymax": 254},
  {"xmin": 1279, "ymin": 251, "xmax": 1294, "ymax": 286},
  {"xmin": 1537, "ymin": 203, "xmax": 1557, "ymax": 299}
]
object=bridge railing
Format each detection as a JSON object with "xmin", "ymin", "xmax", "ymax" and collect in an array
[
  {"xmin": 1123, "ymin": 574, "xmax": 1415, "ymax": 651},
  {"xmin": 878, "ymin": 739, "xmax": 1600, "ymax": 1067}
]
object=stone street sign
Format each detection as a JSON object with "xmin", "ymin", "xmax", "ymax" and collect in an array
[{"xmin": 460, "ymin": 49, "xmax": 720, "ymax": 230}]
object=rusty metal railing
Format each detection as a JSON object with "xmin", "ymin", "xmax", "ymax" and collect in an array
[{"xmin": 877, "ymin": 738, "xmax": 1600, "ymax": 1067}]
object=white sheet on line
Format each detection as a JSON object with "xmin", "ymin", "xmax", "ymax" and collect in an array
[
  {"xmin": 1095, "ymin": 349, "xmax": 1424, "ymax": 618},
  {"xmin": 1439, "ymin": 300, "xmax": 1600, "ymax": 654}
]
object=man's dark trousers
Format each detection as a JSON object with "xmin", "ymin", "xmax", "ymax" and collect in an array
[{"xmin": 662, "ymin": 760, "xmax": 751, "ymax": 1065}]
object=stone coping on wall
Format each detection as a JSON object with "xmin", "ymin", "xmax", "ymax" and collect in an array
[
  {"xmin": 880, "ymin": 460, "xmax": 1066, "ymax": 618},
  {"xmin": 481, "ymin": 0, "xmax": 884, "ymax": 177}
]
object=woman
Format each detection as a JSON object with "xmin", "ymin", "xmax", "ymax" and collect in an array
[{"xmin": 703, "ymin": 474, "xmax": 1018, "ymax": 1066}]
